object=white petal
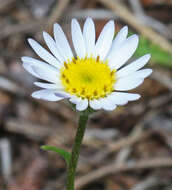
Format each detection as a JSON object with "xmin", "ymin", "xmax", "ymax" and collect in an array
[
  {"xmin": 53, "ymin": 23, "xmax": 73, "ymax": 61},
  {"xmin": 22, "ymin": 56, "xmax": 57, "ymax": 71},
  {"xmin": 22, "ymin": 57, "xmax": 59, "ymax": 82},
  {"xmin": 32, "ymin": 89, "xmax": 63, "ymax": 101},
  {"xmin": 133, "ymin": 69, "xmax": 152, "ymax": 78},
  {"xmin": 103, "ymin": 92, "xmax": 140, "ymax": 107},
  {"xmin": 108, "ymin": 35, "xmax": 139, "ymax": 69},
  {"xmin": 89, "ymin": 99, "xmax": 101, "ymax": 110},
  {"xmin": 112, "ymin": 26, "xmax": 128, "ymax": 48},
  {"xmin": 23, "ymin": 62, "xmax": 39, "ymax": 78},
  {"xmin": 100, "ymin": 98, "xmax": 117, "ymax": 111},
  {"xmin": 107, "ymin": 93, "xmax": 128, "ymax": 105},
  {"xmin": 76, "ymin": 99, "xmax": 88, "ymax": 111},
  {"xmin": 54, "ymin": 91, "xmax": 71, "ymax": 98},
  {"xmin": 22, "ymin": 57, "xmax": 59, "ymax": 73},
  {"xmin": 69, "ymin": 96, "xmax": 81, "ymax": 104},
  {"xmin": 115, "ymin": 76, "xmax": 144, "ymax": 91},
  {"xmin": 28, "ymin": 38, "xmax": 61, "ymax": 69},
  {"xmin": 71, "ymin": 19, "xmax": 86, "ymax": 58},
  {"xmin": 107, "ymin": 26, "xmax": 128, "ymax": 58},
  {"xmin": 32, "ymin": 66, "xmax": 60, "ymax": 84},
  {"xmin": 83, "ymin": 17, "xmax": 95, "ymax": 57},
  {"xmin": 95, "ymin": 20, "xmax": 114, "ymax": 60},
  {"xmin": 34, "ymin": 82, "xmax": 61, "ymax": 89},
  {"xmin": 116, "ymin": 54, "xmax": 151, "ymax": 78},
  {"xmin": 111, "ymin": 92, "xmax": 141, "ymax": 101},
  {"xmin": 43, "ymin": 31, "xmax": 64, "ymax": 63}
]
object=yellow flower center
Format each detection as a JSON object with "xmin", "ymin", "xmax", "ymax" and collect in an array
[{"xmin": 60, "ymin": 56, "xmax": 116, "ymax": 100}]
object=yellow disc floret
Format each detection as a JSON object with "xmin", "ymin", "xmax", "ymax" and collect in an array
[{"xmin": 60, "ymin": 56, "xmax": 116, "ymax": 100}]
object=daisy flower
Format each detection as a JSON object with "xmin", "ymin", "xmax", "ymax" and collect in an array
[{"xmin": 22, "ymin": 18, "xmax": 152, "ymax": 111}]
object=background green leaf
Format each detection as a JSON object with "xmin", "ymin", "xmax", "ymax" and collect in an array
[{"xmin": 129, "ymin": 31, "xmax": 172, "ymax": 68}]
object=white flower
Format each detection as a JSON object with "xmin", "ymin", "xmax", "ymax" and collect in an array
[{"xmin": 22, "ymin": 18, "xmax": 152, "ymax": 111}]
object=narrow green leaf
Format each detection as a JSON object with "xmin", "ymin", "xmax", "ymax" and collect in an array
[{"xmin": 41, "ymin": 145, "xmax": 71, "ymax": 165}]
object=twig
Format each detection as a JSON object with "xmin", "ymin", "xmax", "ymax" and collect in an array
[
  {"xmin": 5, "ymin": 118, "xmax": 56, "ymax": 140},
  {"xmin": 128, "ymin": 0, "xmax": 172, "ymax": 38},
  {"xmin": 75, "ymin": 158, "xmax": 172, "ymax": 189},
  {"xmin": 0, "ymin": 0, "xmax": 16, "ymax": 12},
  {"xmin": 131, "ymin": 178, "xmax": 160, "ymax": 190},
  {"xmin": 0, "ymin": 138, "xmax": 12, "ymax": 183},
  {"xmin": 67, "ymin": 9, "xmax": 117, "ymax": 20},
  {"xmin": 115, "ymin": 148, "xmax": 131, "ymax": 164},
  {"xmin": 97, "ymin": 0, "xmax": 172, "ymax": 54},
  {"xmin": 148, "ymin": 93, "xmax": 172, "ymax": 109},
  {"xmin": 0, "ymin": 76, "xmax": 27, "ymax": 96},
  {"xmin": 77, "ymin": 121, "xmax": 151, "ymax": 173},
  {"xmin": 151, "ymin": 70, "xmax": 172, "ymax": 91},
  {"xmin": 107, "ymin": 124, "xmax": 145, "ymax": 152},
  {"xmin": 0, "ymin": 20, "xmax": 45, "ymax": 40},
  {"xmin": 48, "ymin": 0, "xmax": 70, "ymax": 25},
  {"xmin": 0, "ymin": 0, "xmax": 70, "ymax": 40}
]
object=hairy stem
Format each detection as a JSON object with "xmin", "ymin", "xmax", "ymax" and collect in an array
[{"xmin": 66, "ymin": 111, "xmax": 89, "ymax": 190}]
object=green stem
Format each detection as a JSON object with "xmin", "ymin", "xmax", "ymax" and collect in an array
[{"xmin": 66, "ymin": 111, "xmax": 89, "ymax": 190}]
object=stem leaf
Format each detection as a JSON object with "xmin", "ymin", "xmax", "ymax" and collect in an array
[{"xmin": 41, "ymin": 145, "xmax": 71, "ymax": 165}]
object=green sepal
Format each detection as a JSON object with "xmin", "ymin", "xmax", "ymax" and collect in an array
[
  {"xmin": 69, "ymin": 102, "xmax": 77, "ymax": 111},
  {"xmin": 41, "ymin": 145, "xmax": 71, "ymax": 166},
  {"xmin": 80, "ymin": 107, "xmax": 96, "ymax": 115}
]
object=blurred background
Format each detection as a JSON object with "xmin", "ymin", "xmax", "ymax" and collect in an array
[{"xmin": 0, "ymin": 0, "xmax": 172, "ymax": 189}]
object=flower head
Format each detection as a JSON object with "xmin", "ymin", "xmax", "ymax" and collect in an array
[{"xmin": 22, "ymin": 18, "xmax": 152, "ymax": 111}]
